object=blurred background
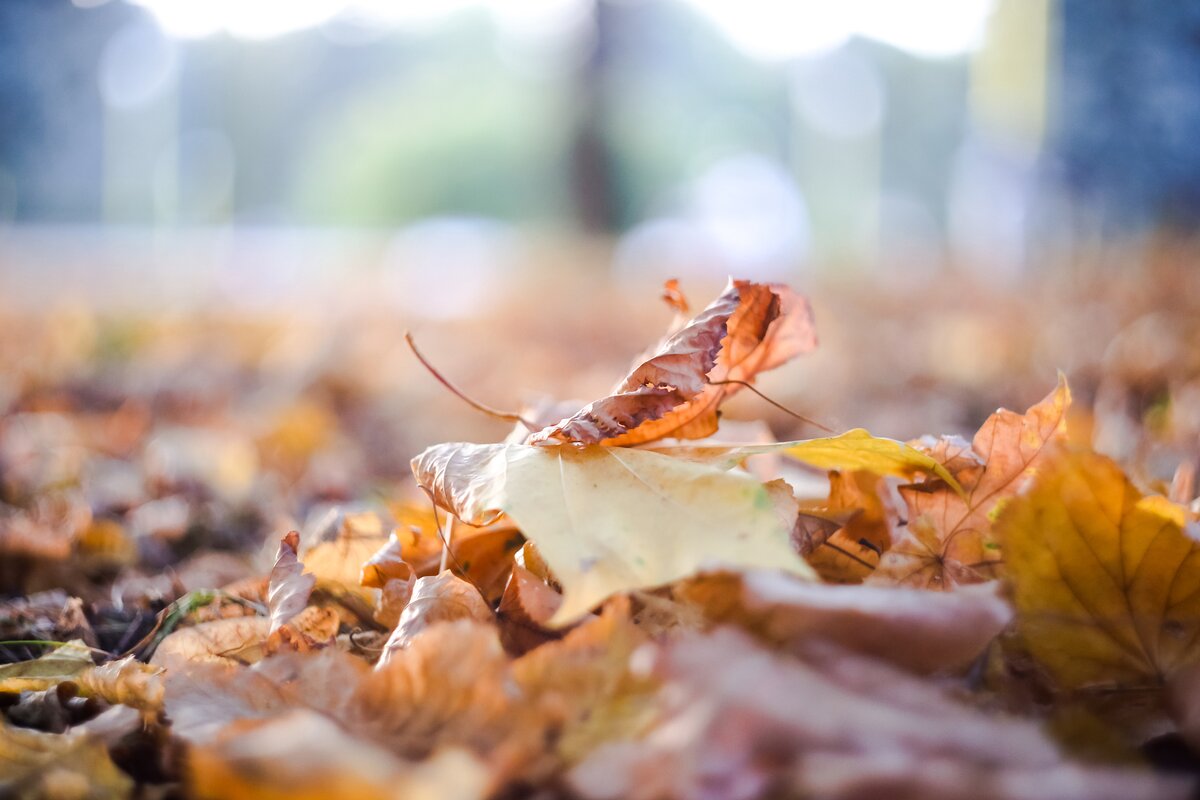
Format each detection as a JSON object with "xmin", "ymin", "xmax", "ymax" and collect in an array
[{"xmin": 1, "ymin": 0, "xmax": 1199, "ymax": 561}]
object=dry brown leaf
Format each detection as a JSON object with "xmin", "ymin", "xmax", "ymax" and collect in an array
[
  {"xmin": 568, "ymin": 628, "xmax": 1185, "ymax": 800},
  {"xmin": 500, "ymin": 564, "xmax": 563, "ymax": 629},
  {"xmin": 302, "ymin": 511, "xmax": 391, "ymax": 605},
  {"xmin": 74, "ymin": 656, "xmax": 165, "ymax": 713},
  {"xmin": 512, "ymin": 598, "xmax": 656, "ymax": 764},
  {"xmin": 151, "ymin": 616, "xmax": 271, "ymax": 667},
  {"xmin": 377, "ymin": 572, "xmax": 493, "ymax": 665},
  {"xmin": 529, "ymin": 280, "xmax": 816, "ymax": 446},
  {"xmin": 797, "ymin": 470, "xmax": 896, "ymax": 583},
  {"xmin": 873, "ymin": 375, "xmax": 1071, "ymax": 590},
  {"xmin": 361, "ymin": 533, "xmax": 413, "ymax": 589},
  {"xmin": 268, "ymin": 530, "xmax": 314, "ymax": 635},
  {"xmin": 679, "ymin": 570, "xmax": 1011, "ymax": 674},
  {"xmin": 353, "ymin": 620, "xmax": 529, "ymax": 765},
  {"xmin": 163, "ymin": 655, "xmax": 340, "ymax": 744}
]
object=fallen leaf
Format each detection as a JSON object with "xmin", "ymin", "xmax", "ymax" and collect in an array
[
  {"xmin": 151, "ymin": 616, "xmax": 270, "ymax": 667},
  {"xmin": 799, "ymin": 470, "xmax": 896, "ymax": 583},
  {"xmin": 187, "ymin": 709, "xmax": 490, "ymax": 800},
  {"xmin": 650, "ymin": 428, "xmax": 962, "ymax": 493},
  {"xmin": 0, "ymin": 720, "xmax": 133, "ymax": 799},
  {"xmin": 500, "ymin": 565, "xmax": 563, "ymax": 629},
  {"xmin": 302, "ymin": 511, "xmax": 391, "ymax": 605},
  {"xmin": 679, "ymin": 570, "xmax": 1012, "ymax": 674},
  {"xmin": 74, "ymin": 656, "xmax": 165, "ymax": 713},
  {"xmin": 568, "ymin": 628, "xmax": 1185, "ymax": 800},
  {"xmin": 354, "ymin": 620, "xmax": 528, "ymax": 763},
  {"xmin": 0, "ymin": 640, "xmax": 93, "ymax": 694},
  {"xmin": 413, "ymin": 442, "xmax": 814, "ymax": 625},
  {"xmin": 530, "ymin": 280, "xmax": 816, "ymax": 446},
  {"xmin": 998, "ymin": 447, "xmax": 1200, "ymax": 690},
  {"xmin": 268, "ymin": 530, "xmax": 314, "ymax": 635},
  {"xmin": 377, "ymin": 571, "xmax": 493, "ymax": 665},
  {"xmin": 874, "ymin": 375, "xmax": 1071, "ymax": 589},
  {"xmin": 513, "ymin": 598, "xmax": 655, "ymax": 764}
]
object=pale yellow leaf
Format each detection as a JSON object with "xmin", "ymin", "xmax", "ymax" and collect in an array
[{"xmin": 413, "ymin": 443, "xmax": 814, "ymax": 626}]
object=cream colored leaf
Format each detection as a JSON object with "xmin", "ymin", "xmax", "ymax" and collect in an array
[{"xmin": 413, "ymin": 442, "xmax": 814, "ymax": 626}]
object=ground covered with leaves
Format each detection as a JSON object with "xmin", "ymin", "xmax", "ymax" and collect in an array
[{"xmin": 2, "ymin": 268, "xmax": 1200, "ymax": 799}]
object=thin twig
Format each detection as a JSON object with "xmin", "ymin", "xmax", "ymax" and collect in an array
[
  {"xmin": 710, "ymin": 379, "xmax": 834, "ymax": 433},
  {"xmin": 818, "ymin": 540, "xmax": 877, "ymax": 571},
  {"xmin": 405, "ymin": 331, "xmax": 536, "ymax": 431},
  {"xmin": 424, "ymin": 489, "xmax": 467, "ymax": 576}
]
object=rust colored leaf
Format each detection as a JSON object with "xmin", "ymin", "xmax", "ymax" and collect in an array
[
  {"xmin": 873, "ymin": 375, "xmax": 1071, "ymax": 590},
  {"xmin": 529, "ymin": 280, "xmax": 816, "ymax": 446}
]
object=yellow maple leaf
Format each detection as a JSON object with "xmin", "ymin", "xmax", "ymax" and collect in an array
[{"xmin": 998, "ymin": 447, "xmax": 1200, "ymax": 690}]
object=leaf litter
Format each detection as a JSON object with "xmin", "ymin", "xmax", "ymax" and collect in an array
[{"xmin": 1, "ymin": 277, "xmax": 1199, "ymax": 799}]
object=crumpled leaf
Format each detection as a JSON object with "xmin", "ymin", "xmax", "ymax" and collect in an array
[
  {"xmin": 413, "ymin": 442, "xmax": 814, "ymax": 625},
  {"xmin": 512, "ymin": 598, "xmax": 656, "ymax": 764},
  {"xmin": 268, "ymin": 530, "xmax": 315, "ymax": 635},
  {"xmin": 873, "ymin": 375, "xmax": 1071, "ymax": 589},
  {"xmin": 499, "ymin": 565, "xmax": 563, "ymax": 631},
  {"xmin": 353, "ymin": 620, "xmax": 530, "ymax": 764},
  {"xmin": 530, "ymin": 280, "xmax": 816, "ymax": 446},
  {"xmin": 678, "ymin": 570, "xmax": 1012, "ymax": 674},
  {"xmin": 568, "ymin": 628, "xmax": 1186, "ymax": 800},
  {"xmin": 0, "ymin": 720, "xmax": 133, "ymax": 799},
  {"xmin": 799, "ymin": 470, "xmax": 896, "ymax": 583},
  {"xmin": 0, "ymin": 640, "xmax": 93, "ymax": 694},
  {"xmin": 75, "ymin": 656, "xmax": 165, "ymax": 712},
  {"xmin": 377, "ymin": 571, "xmax": 493, "ymax": 665},
  {"xmin": 998, "ymin": 447, "xmax": 1200, "ymax": 690},
  {"xmin": 302, "ymin": 511, "xmax": 391, "ymax": 605},
  {"xmin": 187, "ymin": 709, "xmax": 490, "ymax": 800},
  {"xmin": 151, "ymin": 616, "xmax": 270, "ymax": 667}
]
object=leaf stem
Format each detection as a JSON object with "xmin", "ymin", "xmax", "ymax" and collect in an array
[
  {"xmin": 405, "ymin": 332, "xmax": 537, "ymax": 431},
  {"xmin": 710, "ymin": 379, "xmax": 834, "ymax": 433}
]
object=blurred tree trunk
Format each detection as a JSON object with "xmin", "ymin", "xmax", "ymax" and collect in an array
[{"xmin": 569, "ymin": 0, "xmax": 617, "ymax": 233}]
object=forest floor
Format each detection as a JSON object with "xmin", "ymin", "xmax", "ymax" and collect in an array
[{"xmin": 2, "ymin": 250, "xmax": 1199, "ymax": 798}]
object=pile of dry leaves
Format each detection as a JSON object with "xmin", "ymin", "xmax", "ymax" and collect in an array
[{"xmin": 3, "ymin": 278, "xmax": 1200, "ymax": 799}]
